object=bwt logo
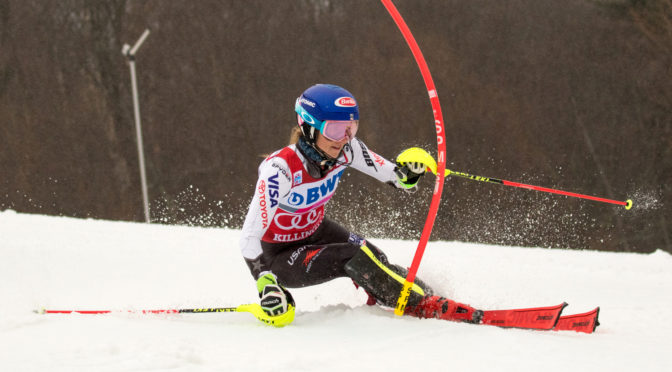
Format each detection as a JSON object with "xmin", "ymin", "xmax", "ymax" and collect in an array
[
  {"xmin": 288, "ymin": 192, "xmax": 305, "ymax": 206},
  {"xmin": 288, "ymin": 171, "xmax": 343, "ymax": 206}
]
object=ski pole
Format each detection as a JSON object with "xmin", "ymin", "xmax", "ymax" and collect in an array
[
  {"xmin": 34, "ymin": 303, "xmax": 296, "ymax": 327},
  {"xmin": 35, "ymin": 307, "xmax": 237, "ymax": 315},
  {"xmin": 443, "ymin": 169, "xmax": 633, "ymax": 209},
  {"xmin": 398, "ymin": 147, "xmax": 633, "ymax": 210}
]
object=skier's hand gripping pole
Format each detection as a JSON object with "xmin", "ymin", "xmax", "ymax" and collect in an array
[
  {"xmin": 395, "ymin": 156, "xmax": 427, "ymax": 193},
  {"xmin": 256, "ymin": 273, "xmax": 295, "ymax": 319}
]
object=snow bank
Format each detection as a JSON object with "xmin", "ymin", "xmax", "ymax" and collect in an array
[{"xmin": 1, "ymin": 211, "xmax": 670, "ymax": 371}]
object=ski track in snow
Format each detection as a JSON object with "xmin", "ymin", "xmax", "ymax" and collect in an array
[{"xmin": 1, "ymin": 210, "xmax": 671, "ymax": 371}]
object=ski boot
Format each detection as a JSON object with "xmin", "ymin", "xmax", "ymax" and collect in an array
[{"xmin": 404, "ymin": 295, "xmax": 484, "ymax": 324}]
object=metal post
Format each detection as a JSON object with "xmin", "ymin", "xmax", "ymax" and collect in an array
[{"xmin": 122, "ymin": 29, "xmax": 151, "ymax": 223}]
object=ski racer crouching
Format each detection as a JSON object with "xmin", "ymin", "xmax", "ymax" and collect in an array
[{"xmin": 239, "ymin": 84, "xmax": 482, "ymax": 325}]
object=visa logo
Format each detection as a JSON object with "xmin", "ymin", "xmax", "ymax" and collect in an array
[{"xmin": 267, "ymin": 173, "xmax": 279, "ymax": 208}]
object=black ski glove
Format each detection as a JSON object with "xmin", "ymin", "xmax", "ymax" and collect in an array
[
  {"xmin": 395, "ymin": 161, "xmax": 426, "ymax": 193},
  {"xmin": 256, "ymin": 273, "xmax": 295, "ymax": 316}
]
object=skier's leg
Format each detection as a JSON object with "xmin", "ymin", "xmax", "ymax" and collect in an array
[
  {"xmin": 344, "ymin": 243, "xmax": 434, "ymax": 308},
  {"xmin": 268, "ymin": 241, "xmax": 360, "ymax": 288},
  {"xmin": 345, "ymin": 243, "xmax": 482, "ymax": 323},
  {"xmin": 263, "ymin": 219, "xmax": 432, "ymax": 295},
  {"xmin": 263, "ymin": 219, "xmax": 476, "ymax": 321},
  {"xmin": 262, "ymin": 218, "xmax": 365, "ymax": 288}
]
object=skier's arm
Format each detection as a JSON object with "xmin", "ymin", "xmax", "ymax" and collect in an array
[
  {"xmin": 238, "ymin": 156, "xmax": 292, "ymax": 279},
  {"xmin": 347, "ymin": 138, "xmax": 425, "ymax": 191}
]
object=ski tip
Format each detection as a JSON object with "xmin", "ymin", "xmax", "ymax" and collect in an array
[
  {"xmin": 553, "ymin": 302, "xmax": 569, "ymax": 329},
  {"xmin": 625, "ymin": 199, "xmax": 633, "ymax": 210},
  {"xmin": 593, "ymin": 307, "xmax": 601, "ymax": 332},
  {"xmin": 554, "ymin": 306, "xmax": 601, "ymax": 334},
  {"xmin": 33, "ymin": 308, "xmax": 46, "ymax": 314}
]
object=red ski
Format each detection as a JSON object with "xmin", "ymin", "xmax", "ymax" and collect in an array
[
  {"xmin": 480, "ymin": 302, "xmax": 567, "ymax": 330},
  {"xmin": 554, "ymin": 307, "xmax": 600, "ymax": 334}
]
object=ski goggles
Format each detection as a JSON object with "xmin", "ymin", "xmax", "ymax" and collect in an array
[{"xmin": 295, "ymin": 100, "xmax": 359, "ymax": 142}]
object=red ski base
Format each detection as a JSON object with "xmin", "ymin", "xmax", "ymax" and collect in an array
[{"xmin": 554, "ymin": 307, "xmax": 600, "ymax": 334}]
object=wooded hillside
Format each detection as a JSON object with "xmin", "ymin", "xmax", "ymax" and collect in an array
[{"xmin": 1, "ymin": 0, "xmax": 670, "ymax": 253}]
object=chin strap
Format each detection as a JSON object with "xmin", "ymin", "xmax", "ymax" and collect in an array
[
  {"xmin": 296, "ymin": 136, "xmax": 353, "ymax": 177},
  {"xmin": 297, "ymin": 136, "xmax": 331, "ymax": 162}
]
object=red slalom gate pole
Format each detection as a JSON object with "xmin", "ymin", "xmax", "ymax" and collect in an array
[{"xmin": 380, "ymin": 0, "xmax": 447, "ymax": 316}]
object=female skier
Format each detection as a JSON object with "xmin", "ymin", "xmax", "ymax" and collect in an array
[{"xmin": 238, "ymin": 84, "xmax": 481, "ymax": 325}]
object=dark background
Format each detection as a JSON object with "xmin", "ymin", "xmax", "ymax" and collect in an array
[{"xmin": 1, "ymin": 0, "xmax": 670, "ymax": 253}]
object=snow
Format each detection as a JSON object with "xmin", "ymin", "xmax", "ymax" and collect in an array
[{"xmin": 1, "ymin": 210, "xmax": 671, "ymax": 371}]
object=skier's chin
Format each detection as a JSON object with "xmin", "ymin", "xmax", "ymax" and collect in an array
[{"xmin": 325, "ymin": 145, "xmax": 343, "ymax": 158}]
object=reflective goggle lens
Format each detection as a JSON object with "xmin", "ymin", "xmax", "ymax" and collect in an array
[
  {"xmin": 322, "ymin": 120, "xmax": 359, "ymax": 142},
  {"xmin": 295, "ymin": 99, "xmax": 358, "ymax": 141}
]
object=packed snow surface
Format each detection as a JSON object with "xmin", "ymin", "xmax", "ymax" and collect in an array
[{"xmin": 1, "ymin": 210, "xmax": 671, "ymax": 371}]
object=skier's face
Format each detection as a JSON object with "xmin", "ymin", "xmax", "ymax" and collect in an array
[{"xmin": 315, "ymin": 132, "xmax": 349, "ymax": 158}]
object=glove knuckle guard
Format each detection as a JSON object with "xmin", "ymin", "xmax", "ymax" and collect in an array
[
  {"xmin": 260, "ymin": 290, "xmax": 288, "ymax": 316},
  {"xmin": 257, "ymin": 274, "xmax": 295, "ymax": 316}
]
